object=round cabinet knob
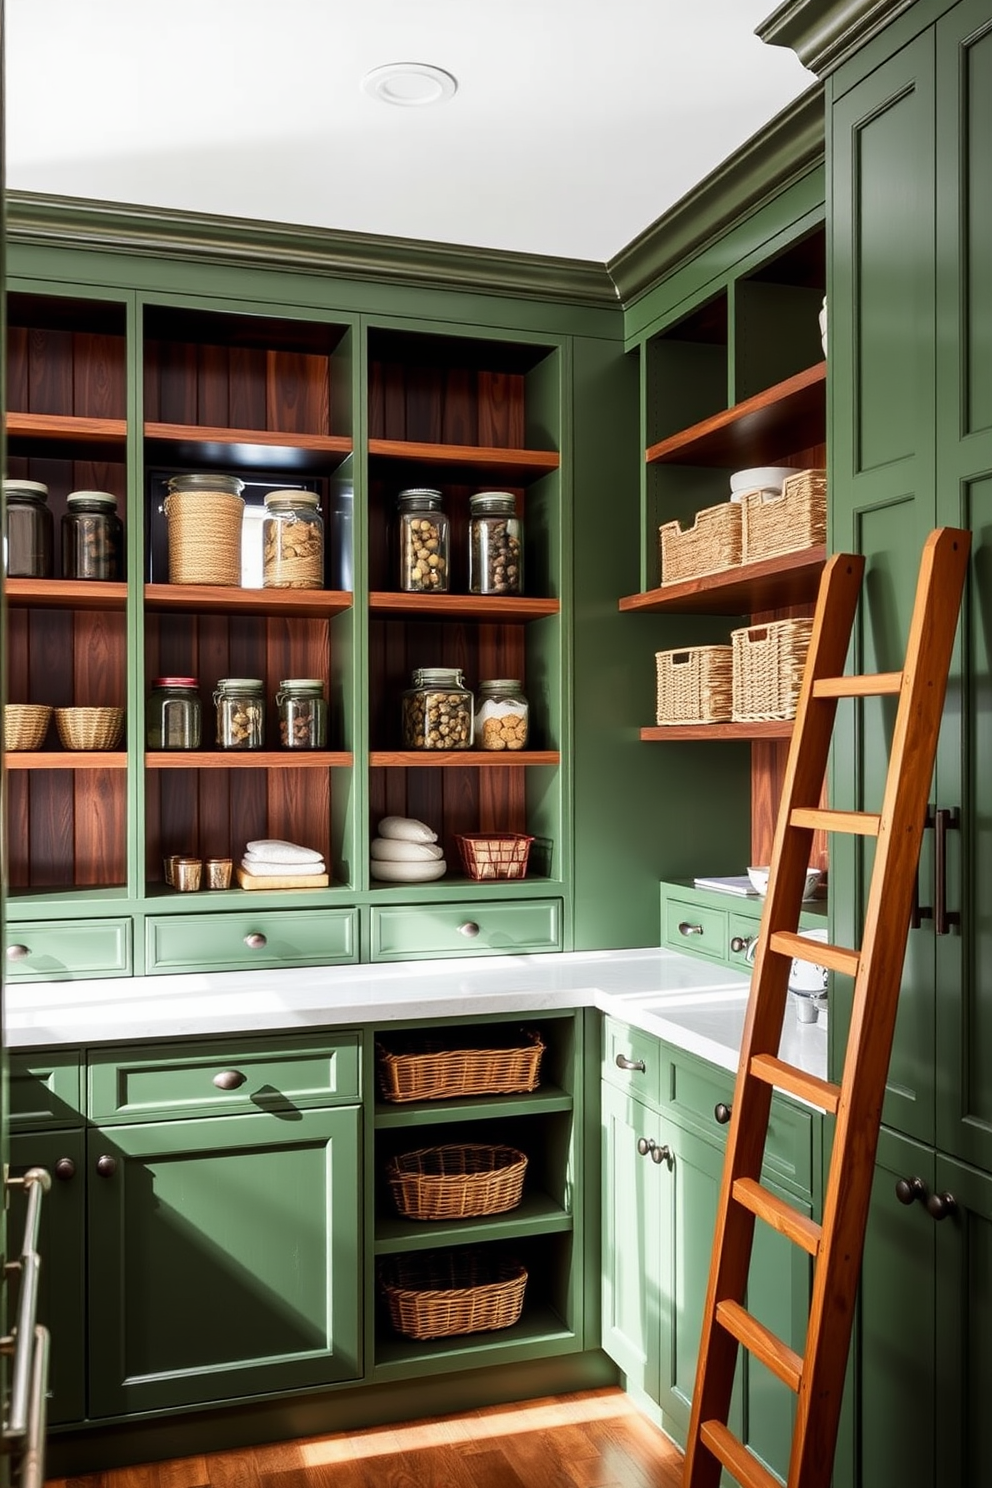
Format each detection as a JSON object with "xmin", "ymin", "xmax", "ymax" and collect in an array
[
  {"xmin": 636, "ymin": 1137, "xmax": 655, "ymax": 1157},
  {"xmin": 5, "ymin": 944, "xmax": 30, "ymax": 962},
  {"xmin": 212, "ymin": 1069, "xmax": 247, "ymax": 1091},
  {"xmin": 458, "ymin": 922, "xmax": 481, "ymax": 938},
  {"xmin": 730, "ymin": 937, "xmax": 749, "ymax": 954},
  {"xmin": 926, "ymin": 1190, "xmax": 958, "ymax": 1221},
  {"xmin": 54, "ymin": 1158, "xmax": 76, "ymax": 1181},
  {"xmin": 244, "ymin": 932, "xmax": 267, "ymax": 949},
  {"xmin": 714, "ymin": 1103, "xmax": 733, "ymax": 1126},
  {"xmin": 615, "ymin": 1053, "xmax": 647, "ymax": 1073},
  {"xmin": 895, "ymin": 1175, "xmax": 927, "ymax": 1206},
  {"xmin": 678, "ymin": 921, "xmax": 704, "ymax": 937},
  {"xmin": 96, "ymin": 1155, "xmax": 117, "ymax": 1178},
  {"xmin": 650, "ymin": 1144, "xmax": 673, "ymax": 1168}
]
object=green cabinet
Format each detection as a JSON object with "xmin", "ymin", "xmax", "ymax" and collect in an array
[{"xmin": 660, "ymin": 881, "xmax": 826, "ymax": 974}]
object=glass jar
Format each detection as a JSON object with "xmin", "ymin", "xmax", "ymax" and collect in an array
[
  {"xmin": 276, "ymin": 678, "xmax": 327, "ymax": 750},
  {"xmin": 475, "ymin": 679, "xmax": 529, "ymax": 751},
  {"xmin": 262, "ymin": 489, "xmax": 324, "ymax": 589},
  {"xmin": 62, "ymin": 490, "xmax": 124, "ymax": 580},
  {"xmin": 397, "ymin": 488, "xmax": 449, "ymax": 593},
  {"xmin": 469, "ymin": 491, "xmax": 523, "ymax": 595},
  {"xmin": 3, "ymin": 479, "xmax": 54, "ymax": 578},
  {"xmin": 402, "ymin": 667, "xmax": 474, "ymax": 751},
  {"xmin": 147, "ymin": 677, "xmax": 202, "ymax": 750},
  {"xmin": 214, "ymin": 677, "xmax": 265, "ymax": 750}
]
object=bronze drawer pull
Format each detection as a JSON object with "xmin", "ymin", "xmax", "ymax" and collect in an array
[
  {"xmin": 458, "ymin": 921, "xmax": 481, "ymax": 937},
  {"xmin": 213, "ymin": 1070, "xmax": 247, "ymax": 1091},
  {"xmin": 5, "ymin": 944, "xmax": 30, "ymax": 961},
  {"xmin": 678, "ymin": 921, "xmax": 704, "ymax": 937},
  {"xmin": 616, "ymin": 1053, "xmax": 646, "ymax": 1073},
  {"xmin": 96, "ymin": 1155, "xmax": 117, "ymax": 1178},
  {"xmin": 244, "ymin": 932, "xmax": 267, "ymax": 949}
]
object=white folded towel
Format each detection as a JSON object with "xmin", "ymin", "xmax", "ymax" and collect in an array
[
  {"xmin": 244, "ymin": 839, "xmax": 324, "ymax": 864},
  {"xmin": 241, "ymin": 857, "xmax": 326, "ymax": 877}
]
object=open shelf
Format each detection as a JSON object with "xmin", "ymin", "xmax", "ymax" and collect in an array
[
  {"xmin": 374, "ymin": 1193, "xmax": 572, "ymax": 1254},
  {"xmin": 370, "ymin": 751, "xmax": 559, "ymax": 768},
  {"xmin": 369, "ymin": 593, "xmax": 558, "ymax": 621},
  {"xmin": 144, "ymin": 583, "xmax": 352, "ymax": 618},
  {"xmin": 640, "ymin": 722, "xmax": 793, "ymax": 742},
  {"xmin": 619, "ymin": 546, "xmax": 826, "ymax": 615},
  {"xmin": 6, "ymin": 411, "xmax": 127, "ymax": 445},
  {"xmin": 145, "ymin": 423, "xmax": 353, "ymax": 474},
  {"xmin": 369, "ymin": 438, "xmax": 558, "ymax": 484},
  {"xmin": 146, "ymin": 751, "xmax": 353, "ymax": 769},
  {"xmin": 4, "ymin": 751, "xmax": 129, "ymax": 770},
  {"xmin": 6, "ymin": 579, "xmax": 128, "ymax": 611},
  {"xmin": 645, "ymin": 363, "xmax": 826, "ymax": 467}
]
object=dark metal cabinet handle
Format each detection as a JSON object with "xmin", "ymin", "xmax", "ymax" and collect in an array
[
  {"xmin": 5, "ymin": 944, "xmax": 31, "ymax": 962},
  {"xmin": 895, "ymin": 1175, "xmax": 927, "ymax": 1206},
  {"xmin": 244, "ymin": 932, "xmax": 267, "ymax": 949},
  {"xmin": 714, "ymin": 1103, "xmax": 732, "ymax": 1126},
  {"xmin": 95, "ymin": 1155, "xmax": 117, "ymax": 1178},
  {"xmin": 53, "ymin": 1158, "xmax": 76, "ymax": 1181},
  {"xmin": 934, "ymin": 807, "xmax": 961, "ymax": 936},
  {"xmin": 458, "ymin": 921, "xmax": 481, "ymax": 938},
  {"xmin": 679, "ymin": 921, "xmax": 704, "ymax": 937},
  {"xmin": 650, "ymin": 1144, "xmax": 674, "ymax": 1169},
  {"xmin": 616, "ymin": 1053, "xmax": 646, "ymax": 1073},
  {"xmin": 926, "ymin": 1190, "xmax": 958, "ymax": 1221},
  {"xmin": 213, "ymin": 1069, "xmax": 247, "ymax": 1091},
  {"xmin": 911, "ymin": 804, "xmax": 935, "ymax": 930}
]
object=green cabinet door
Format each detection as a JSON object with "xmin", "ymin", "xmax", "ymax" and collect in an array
[
  {"xmin": 600, "ymin": 1078, "xmax": 663, "ymax": 1401},
  {"xmin": 933, "ymin": 1153, "xmax": 992, "ymax": 1487},
  {"xmin": 87, "ymin": 1105, "xmax": 361, "ymax": 1417}
]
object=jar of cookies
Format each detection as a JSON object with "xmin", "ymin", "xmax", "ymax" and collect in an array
[
  {"xmin": 468, "ymin": 491, "xmax": 523, "ymax": 595},
  {"xmin": 397, "ymin": 488, "xmax": 449, "ymax": 592},
  {"xmin": 401, "ymin": 667, "xmax": 474, "ymax": 751},
  {"xmin": 62, "ymin": 490, "xmax": 123, "ymax": 580},
  {"xmin": 262, "ymin": 489, "xmax": 323, "ymax": 589},
  {"xmin": 475, "ymin": 679, "xmax": 529, "ymax": 751},
  {"xmin": 214, "ymin": 677, "xmax": 265, "ymax": 750},
  {"xmin": 276, "ymin": 678, "xmax": 327, "ymax": 750}
]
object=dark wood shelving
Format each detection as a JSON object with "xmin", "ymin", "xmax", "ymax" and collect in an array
[
  {"xmin": 145, "ymin": 423, "xmax": 353, "ymax": 472},
  {"xmin": 645, "ymin": 363, "xmax": 826, "ymax": 467},
  {"xmin": 619, "ymin": 546, "xmax": 826, "ymax": 615},
  {"xmin": 369, "ymin": 592, "xmax": 558, "ymax": 621},
  {"xmin": 6, "ymin": 579, "xmax": 128, "ymax": 611},
  {"xmin": 369, "ymin": 437, "xmax": 559, "ymax": 484},
  {"xmin": 640, "ymin": 722, "xmax": 793, "ymax": 742},
  {"xmin": 6, "ymin": 411, "xmax": 127, "ymax": 444},
  {"xmin": 146, "ymin": 751, "xmax": 353, "ymax": 770},
  {"xmin": 144, "ymin": 584, "xmax": 352, "ymax": 617},
  {"xmin": 4, "ymin": 751, "xmax": 128, "ymax": 770},
  {"xmin": 371, "ymin": 750, "xmax": 559, "ymax": 768}
]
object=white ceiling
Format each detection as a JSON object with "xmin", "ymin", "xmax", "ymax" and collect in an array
[{"xmin": 5, "ymin": 1, "xmax": 814, "ymax": 264}]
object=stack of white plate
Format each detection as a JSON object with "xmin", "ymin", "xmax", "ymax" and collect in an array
[
  {"xmin": 370, "ymin": 816, "xmax": 446, "ymax": 882},
  {"xmin": 728, "ymin": 466, "xmax": 794, "ymax": 503}
]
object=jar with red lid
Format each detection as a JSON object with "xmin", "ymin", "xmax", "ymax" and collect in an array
[{"xmin": 147, "ymin": 677, "xmax": 201, "ymax": 750}]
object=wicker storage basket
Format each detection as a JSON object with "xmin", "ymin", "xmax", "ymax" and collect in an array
[
  {"xmin": 386, "ymin": 1143, "xmax": 528, "ymax": 1221},
  {"xmin": 659, "ymin": 501, "xmax": 742, "ymax": 585},
  {"xmin": 655, "ymin": 645, "xmax": 734, "ymax": 725},
  {"xmin": 3, "ymin": 703, "xmax": 52, "ymax": 751},
  {"xmin": 740, "ymin": 469, "xmax": 827, "ymax": 564},
  {"xmin": 163, "ymin": 488, "xmax": 245, "ymax": 586},
  {"xmin": 54, "ymin": 706, "xmax": 125, "ymax": 750},
  {"xmin": 379, "ymin": 1249, "xmax": 528, "ymax": 1339},
  {"xmin": 456, "ymin": 833, "xmax": 533, "ymax": 881},
  {"xmin": 731, "ymin": 618, "xmax": 816, "ymax": 722},
  {"xmin": 376, "ymin": 1029, "xmax": 544, "ymax": 1103}
]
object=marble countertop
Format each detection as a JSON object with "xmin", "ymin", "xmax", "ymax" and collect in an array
[{"xmin": 5, "ymin": 947, "xmax": 828, "ymax": 1081}]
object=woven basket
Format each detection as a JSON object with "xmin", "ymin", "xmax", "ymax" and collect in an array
[
  {"xmin": 659, "ymin": 501, "xmax": 742, "ymax": 585},
  {"xmin": 456, "ymin": 833, "xmax": 533, "ymax": 881},
  {"xmin": 4, "ymin": 704, "xmax": 52, "ymax": 751},
  {"xmin": 740, "ymin": 469, "xmax": 827, "ymax": 564},
  {"xmin": 379, "ymin": 1250, "xmax": 528, "ymax": 1339},
  {"xmin": 655, "ymin": 645, "xmax": 734, "ymax": 725},
  {"xmin": 376, "ymin": 1029, "xmax": 544, "ymax": 1103},
  {"xmin": 163, "ymin": 490, "xmax": 244, "ymax": 586},
  {"xmin": 55, "ymin": 706, "xmax": 125, "ymax": 751},
  {"xmin": 386, "ymin": 1143, "xmax": 528, "ymax": 1221},
  {"xmin": 731, "ymin": 618, "xmax": 816, "ymax": 722}
]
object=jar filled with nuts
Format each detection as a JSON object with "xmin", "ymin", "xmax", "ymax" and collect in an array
[
  {"xmin": 397, "ymin": 488, "xmax": 449, "ymax": 592},
  {"xmin": 402, "ymin": 667, "xmax": 474, "ymax": 751},
  {"xmin": 276, "ymin": 678, "xmax": 327, "ymax": 750},
  {"xmin": 262, "ymin": 489, "xmax": 324, "ymax": 589},
  {"xmin": 469, "ymin": 491, "xmax": 523, "ymax": 595},
  {"xmin": 475, "ymin": 679, "xmax": 529, "ymax": 751},
  {"xmin": 62, "ymin": 490, "xmax": 124, "ymax": 580},
  {"xmin": 214, "ymin": 677, "xmax": 265, "ymax": 750}
]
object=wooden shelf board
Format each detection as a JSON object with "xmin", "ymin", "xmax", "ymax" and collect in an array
[
  {"xmin": 5, "ymin": 578, "xmax": 128, "ymax": 611},
  {"xmin": 645, "ymin": 363, "xmax": 826, "ymax": 466},
  {"xmin": 374, "ymin": 1193, "xmax": 572, "ymax": 1254},
  {"xmin": 6, "ymin": 411, "xmax": 127, "ymax": 443},
  {"xmin": 640, "ymin": 722, "xmax": 793, "ymax": 742},
  {"xmin": 4, "ymin": 751, "xmax": 128, "ymax": 770},
  {"xmin": 369, "ymin": 592, "xmax": 559, "ymax": 621},
  {"xmin": 619, "ymin": 547, "xmax": 827, "ymax": 615},
  {"xmin": 146, "ymin": 423, "xmax": 352, "ymax": 455},
  {"xmin": 369, "ymin": 437, "xmax": 559, "ymax": 482},
  {"xmin": 370, "ymin": 750, "xmax": 559, "ymax": 768},
  {"xmin": 143, "ymin": 583, "xmax": 352, "ymax": 617},
  {"xmin": 146, "ymin": 750, "xmax": 353, "ymax": 769}
]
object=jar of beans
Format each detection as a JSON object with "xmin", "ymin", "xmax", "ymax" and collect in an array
[
  {"xmin": 397, "ymin": 488, "xmax": 449, "ymax": 592},
  {"xmin": 62, "ymin": 490, "xmax": 124, "ymax": 580},
  {"xmin": 402, "ymin": 667, "xmax": 474, "ymax": 750},
  {"xmin": 147, "ymin": 676, "xmax": 202, "ymax": 750},
  {"xmin": 469, "ymin": 491, "xmax": 522, "ymax": 595},
  {"xmin": 262, "ymin": 489, "xmax": 324, "ymax": 589},
  {"xmin": 475, "ymin": 679, "xmax": 529, "ymax": 751},
  {"xmin": 214, "ymin": 678, "xmax": 265, "ymax": 750},
  {"xmin": 276, "ymin": 678, "xmax": 327, "ymax": 750}
]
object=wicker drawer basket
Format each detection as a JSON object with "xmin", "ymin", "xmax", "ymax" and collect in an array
[
  {"xmin": 659, "ymin": 501, "xmax": 742, "ymax": 585},
  {"xmin": 379, "ymin": 1249, "xmax": 528, "ymax": 1339},
  {"xmin": 375, "ymin": 1029, "xmax": 545, "ymax": 1103},
  {"xmin": 731, "ymin": 617, "xmax": 815, "ymax": 722},
  {"xmin": 655, "ymin": 645, "xmax": 734, "ymax": 725},
  {"xmin": 740, "ymin": 469, "xmax": 827, "ymax": 564},
  {"xmin": 386, "ymin": 1143, "xmax": 528, "ymax": 1221}
]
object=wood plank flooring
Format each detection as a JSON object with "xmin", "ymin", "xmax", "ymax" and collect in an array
[{"xmin": 45, "ymin": 1388, "xmax": 685, "ymax": 1488}]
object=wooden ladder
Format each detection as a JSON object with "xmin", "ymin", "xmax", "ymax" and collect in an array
[{"xmin": 682, "ymin": 527, "xmax": 971, "ymax": 1488}]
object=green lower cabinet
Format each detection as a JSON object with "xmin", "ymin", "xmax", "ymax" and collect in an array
[{"xmin": 86, "ymin": 1105, "xmax": 362, "ymax": 1417}]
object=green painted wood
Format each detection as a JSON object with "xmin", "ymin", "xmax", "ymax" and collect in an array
[
  {"xmin": 600, "ymin": 1078, "xmax": 663, "ymax": 1399},
  {"xmin": 144, "ymin": 906, "xmax": 358, "ymax": 974},
  {"xmin": 369, "ymin": 898, "xmax": 562, "ymax": 959},
  {"xmin": 933, "ymin": 1152, "xmax": 992, "ymax": 1488},
  {"xmin": 662, "ymin": 896, "xmax": 729, "ymax": 963},
  {"xmin": 3, "ymin": 916, "xmax": 132, "ymax": 980},
  {"xmin": 7, "ymin": 1049, "xmax": 82, "ymax": 1130},
  {"xmin": 758, "ymin": 0, "xmax": 916, "ymax": 75}
]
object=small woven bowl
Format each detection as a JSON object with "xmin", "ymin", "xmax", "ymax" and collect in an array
[
  {"xmin": 55, "ymin": 706, "xmax": 125, "ymax": 751},
  {"xmin": 3, "ymin": 704, "xmax": 52, "ymax": 751}
]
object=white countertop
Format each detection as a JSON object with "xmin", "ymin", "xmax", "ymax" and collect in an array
[{"xmin": 5, "ymin": 947, "xmax": 828, "ymax": 1081}]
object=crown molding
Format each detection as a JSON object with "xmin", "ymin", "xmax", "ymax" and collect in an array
[{"xmin": 756, "ymin": 0, "xmax": 916, "ymax": 75}]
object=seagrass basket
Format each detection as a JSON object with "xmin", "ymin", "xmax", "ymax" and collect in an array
[
  {"xmin": 655, "ymin": 645, "xmax": 734, "ymax": 725},
  {"xmin": 379, "ymin": 1249, "xmax": 528, "ymax": 1339},
  {"xmin": 375, "ymin": 1029, "xmax": 544, "ymax": 1103},
  {"xmin": 386, "ymin": 1143, "xmax": 528, "ymax": 1221},
  {"xmin": 740, "ymin": 469, "xmax": 827, "ymax": 564},
  {"xmin": 731, "ymin": 618, "xmax": 815, "ymax": 722},
  {"xmin": 163, "ymin": 478, "xmax": 244, "ymax": 586},
  {"xmin": 3, "ymin": 703, "xmax": 52, "ymax": 751},
  {"xmin": 659, "ymin": 501, "xmax": 742, "ymax": 585},
  {"xmin": 55, "ymin": 706, "xmax": 125, "ymax": 751}
]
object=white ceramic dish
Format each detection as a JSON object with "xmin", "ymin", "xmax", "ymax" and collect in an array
[
  {"xmin": 729, "ymin": 466, "xmax": 795, "ymax": 496},
  {"xmin": 747, "ymin": 865, "xmax": 822, "ymax": 899}
]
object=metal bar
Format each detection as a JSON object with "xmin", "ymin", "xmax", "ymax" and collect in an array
[
  {"xmin": 3, "ymin": 1168, "xmax": 51, "ymax": 1441},
  {"xmin": 19, "ymin": 1326, "xmax": 50, "ymax": 1488}
]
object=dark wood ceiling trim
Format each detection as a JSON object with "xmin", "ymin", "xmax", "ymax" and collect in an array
[{"xmin": 756, "ymin": 0, "xmax": 916, "ymax": 75}]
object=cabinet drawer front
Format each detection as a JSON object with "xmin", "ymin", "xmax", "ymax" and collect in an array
[
  {"xmin": 145, "ymin": 907, "xmax": 358, "ymax": 974},
  {"xmin": 4, "ymin": 918, "xmax": 131, "ymax": 981},
  {"xmin": 8, "ymin": 1051, "xmax": 83, "ymax": 1130},
  {"xmin": 602, "ymin": 1016, "xmax": 664, "ymax": 1109},
  {"xmin": 370, "ymin": 898, "xmax": 562, "ymax": 960},
  {"xmin": 728, "ymin": 913, "xmax": 761, "ymax": 971},
  {"xmin": 88, "ymin": 1033, "xmax": 361, "ymax": 1122},
  {"xmin": 662, "ymin": 899, "xmax": 727, "ymax": 962}
]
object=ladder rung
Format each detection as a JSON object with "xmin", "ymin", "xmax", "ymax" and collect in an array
[
  {"xmin": 732, "ymin": 1176, "xmax": 823, "ymax": 1256},
  {"xmin": 715, "ymin": 1299, "xmax": 803, "ymax": 1391},
  {"xmin": 790, "ymin": 805, "xmax": 881, "ymax": 837},
  {"xmin": 750, "ymin": 1053, "xmax": 842, "ymax": 1115},
  {"xmin": 769, "ymin": 929, "xmax": 860, "ymax": 979},
  {"xmin": 812, "ymin": 670, "xmax": 902, "ymax": 698},
  {"xmin": 699, "ymin": 1420, "xmax": 782, "ymax": 1488}
]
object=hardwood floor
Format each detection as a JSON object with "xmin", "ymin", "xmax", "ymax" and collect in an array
[{"xmin": 45, "ymin": 1388, "xmax": 685, "ymax": 1488}]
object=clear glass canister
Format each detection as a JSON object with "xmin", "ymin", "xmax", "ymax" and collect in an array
[
  {"xmin": 3, "ymin": 479, "xmax": 54, "ymax": 578},
  {"xmin": 475, "ymin": 679, "xmax": 529, "ymax": 751},
  {"xmin": 214, "ymin": 677, "xmax": 265, "ymax": 750},
  {"xmin": 147, "ymin": 677, "xmax": 202, "ymax": 750},
  {"xmin": 276, "ymin": 678, "xmax": 327, "ymax": 750},
  {"xmin": 62, "ymin": 490, "xmax": 124, "ymax": 580},
  {"xmin": 402, "ymin": 667, "xmax": 474, "ymax": 750},
  {"xmin": 469, "ymin": 491, "xmax": 523, "ymax": 595},
  {"xmin": 397, "ymin": 488, "xmax": 449, "ymax": 593},
  {"xmin": 262, "ymin": 489, "xmax": 324, "ymax": 589}
]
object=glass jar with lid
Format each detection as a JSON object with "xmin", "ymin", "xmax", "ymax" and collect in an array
[
  {"xmin": 147, "ymin": 677, "xmax": 202, "ymax": 750},
  {"xmin": 276, "ymin": 678, "xmax": 327, "ymax": 750},
  {"xmin": 262, "ymin": 489, "xmax": 324, "ymax": 589},
  {"xmin": 397, "ymin": 488, "xmax": 449, "ymax": 592},
  {"xmin": 62, "ymin": 490, "xmax": 124, "ymax": 581},
  {"xmin": 3, "ymin": 479, "xmax": 54, "ymax": 578},
  {"xmin": 402, "ymin": 667, "xmax": 474, "ymax": 750},
  {"xmin": 469, "ymin": 491, "xmax": 523, "ymax": 595},
  {"xmin": 475, "ymin": 679, "xmax": 529, "ymax": 751},
  {"xmin": 214, "ymin": 678, "xmax": 265, "ymax": 750}
]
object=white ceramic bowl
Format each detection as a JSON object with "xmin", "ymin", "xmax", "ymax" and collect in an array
[
  {"xmin": 729, "ymin": 466, "xmax": 795, "ymax": 496},
  {"xmin": 747, "ymin": 865, "xmax": 822, "ymax": 899}
]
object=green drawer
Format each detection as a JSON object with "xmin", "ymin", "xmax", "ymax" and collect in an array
[
  {"xmin": 8, "ymin": 1051, "xmax": 83, "ymax": 1130},
  {"xmin": 662, "ymin": 897, "xmax": 728, "ymax": 963},
  {"xmin": 601, "ymin": 1016, "xmax": 664, "ymax": 1110},
  {"xmin": 145, "ymin": 907, "xmax": 358, "ymax": 974},
  {"xmin": 370, "ymin": 898, "xmax": 562, "ymax": 961},
  {"xmin": 4, "ymin": 918, "xmax": 131, "ymax": 981},
  {"xmin": 728, "ymin": 912, "xmax": 761, "ymax": 972},
  {"xmin": 88, "ymin": 1032, "xmax": 362, "ymax": 1123}
]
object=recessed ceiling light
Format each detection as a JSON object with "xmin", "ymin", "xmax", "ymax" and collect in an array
[{"xmin": 361, "ymin": 63, "xmax": 458, "ymax": 108}]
